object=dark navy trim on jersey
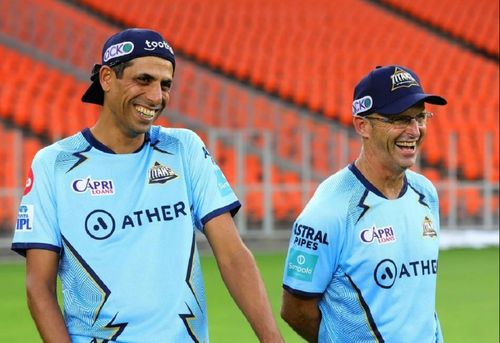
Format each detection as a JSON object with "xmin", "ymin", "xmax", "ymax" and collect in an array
[
  {"xmin": 356, "ymin": 189, "xmax": 371, "ymax": 223},
  {"xmin": 61, "ymin": 235, "xmax": 128, "ymax": 338},
  {"xmin": 11, "ymin": 242, "xmax": 61, "ymax": 257},
  {"xmin": 185, "ymin": 232, "xmax": 202, "ymax": 310},
  {"xmin": 67, "ymin": 145, "xmax": 92, "ymax": 173},
  {"xmin": 179, "ymin": 303, "xmax": 199, "ymax": 343},
  {"xmin": 348, "ymin": 163, "xmax": 408, "ymax": 199},
  {"xmin": 200, "ymin": 201, "xmax": 241, "ymax": 226},
  {"xmin": 150, "ymin": 139, "xmax": 174, "ymax": 155},
  {"xmin": 408, "ymin": 184, "xmax": 430, "ymax": 208},
  {"xmin": 180, "ymin": 233, "xmax": 202, "ymax": 343},
  {"xmin": 81, "ymin": 128, "xmax": 150, "ymax": 154},
  {"xmin": 345, "ymin": 273, "xmax": 385, "ymax": 342},
  {"xmin": 282, "ymin": 284, "xmax": 323, "ymax": 298}
]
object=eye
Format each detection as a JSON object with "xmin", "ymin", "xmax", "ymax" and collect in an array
[
  {"xmin": 393, "ymin": 116, "xmax": 412, "ymax": 125},
  {"xmin": 415, "ymin": 113, "xmax": 427, "ymax": 121},
  {"xmin": 161, "ymin": 81, "xmax": 172, "ymax": 92}
]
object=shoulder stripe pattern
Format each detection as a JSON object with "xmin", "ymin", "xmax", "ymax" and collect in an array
[
  {"xmin": 61, "ymin": 235, "xmax": 128, "ymax": 340},
  {"xmin": 67, "ymin": 145, "xmax": 92, "ymax": 173},
  {"xmin": 179, "ymin": 232, "xmax": 201, "ymax": 342},
  {"xmin": 408, "ymin": 184, "xmax": 430, "ymax": 208},
  {"xmin": 356, "ymin": 189, "xmax": 370, "ymax": 223}
]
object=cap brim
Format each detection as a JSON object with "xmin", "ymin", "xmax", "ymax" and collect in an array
[
  {"xmin": 379, "ymin": 93, "xmax": 447, "ymax": 115},
  {"xmin": 81, "ymin": 80, "xmax": 104, "ymax": 105}
]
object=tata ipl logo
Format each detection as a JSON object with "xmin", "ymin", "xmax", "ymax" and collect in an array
[
  {"xmin": 16, "ymin": 204, "xmax": 34, "ymax": 231},
  {"xmin": 103, "ymin": 41, "xmax": 134, "ymax": 62}
]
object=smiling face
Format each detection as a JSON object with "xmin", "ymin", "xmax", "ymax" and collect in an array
[
  {"xmin": 360, "ymin": 103, "xmax": 428, "ymax": 174},
  {"xmin": 101, "ymin": 56, "xmax": 174, "ymax": 138}
]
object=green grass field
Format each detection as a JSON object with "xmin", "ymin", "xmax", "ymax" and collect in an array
[{"xmin": 0, "ymin": 247, "xmax": 498, "ymax": 342}]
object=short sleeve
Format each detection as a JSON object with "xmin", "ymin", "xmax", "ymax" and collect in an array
[
  {"xmin": 182, "ymin": 130, "xmax": 240, "ymax": 231},
  {"xmin": 282, "ymin": 188, "xmax": 344, "ymax": 297},
  {"xmin": 11, "ymin": 150, "xmax": 61, "ymax": 256}
]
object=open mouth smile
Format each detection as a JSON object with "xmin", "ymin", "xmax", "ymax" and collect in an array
[{"xmin": 135, "ymin": 105, "xmax": 158, "ymax": 120}]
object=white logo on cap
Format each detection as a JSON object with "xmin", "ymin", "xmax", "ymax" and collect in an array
[
  {"xmin": 103, "ymin": 41, "xmax": 135, "ymax": 62},
  {"xmin": 391, "ymin": 67, "xmax": 419, "ymax": 91},
  {"xmin": 352, "ymin": 96, "xmax": 373, "ymax": 115},
  {"xmin": 144, "ymin": 40, "xmax": 174, "ymax": 54}
]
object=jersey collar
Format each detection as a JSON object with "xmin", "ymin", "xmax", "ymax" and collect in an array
[
  {"xmin": 348, "ymin": 163, "xmax": 408, "ymax": 199},
  {"xmin": 81, "ymin": 128, "xmax": 151, "ymax": 154}
]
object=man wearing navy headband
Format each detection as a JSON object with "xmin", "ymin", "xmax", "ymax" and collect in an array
[
  {"xmin": 281, "ymin": 65, "xmax": 447, "ymax": 342},
  {"xmin": 12, "ymin": 28, "xmax": 283, "ymax": 342}
]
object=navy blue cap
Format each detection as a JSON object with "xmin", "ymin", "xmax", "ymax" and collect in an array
[
  {"xmin": 82, "ymin": 28, "xmax": 176, "ymax": 105},
  {"xmin": 352, "ymin": 65, "xmax": 447, "ymax": 116}
]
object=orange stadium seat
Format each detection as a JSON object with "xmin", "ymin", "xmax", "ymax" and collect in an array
[
  {"xmin": 381, "ymin": 0, "xmax": 499, "ymax": 56},
  {"xmin": 1, "ymin": 0, "xmax": 498, "ymax": 226}
]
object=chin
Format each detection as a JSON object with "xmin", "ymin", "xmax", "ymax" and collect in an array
[{"xmin": 399, "ymin": 160, "xmax": 416, "ymax": 170}]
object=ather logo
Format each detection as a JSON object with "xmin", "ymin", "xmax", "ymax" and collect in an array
[{"xmin": 374, "ymin": 258, "xmax": 438, "ymax": 289}]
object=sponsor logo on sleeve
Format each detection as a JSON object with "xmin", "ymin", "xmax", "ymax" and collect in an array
[
  {"xmin": 214, "ymin": 169, "xmax": 232, "ymax": 196},
  {"xmin": 286, "ymin": 248, "xmax": 319, "ymax": 282},
  {"xmin": 72, "ymin": 177, "xmax": 115, "ymax": 196},
  {"xmin": 360, "ymin": 225, "xmax": 396, "ymax": 245},
  {"xmin": 292, "ymin": 223, "xmax": 329, "ymax": 251},
  {"xmin": 202, "ymin": 146, "xmax": 216, "ymax": 165},
  {"xmin": 23, "ymin": 168, "xmax": 34, "ymax": 195},
  {"xmin": 16, "ymin": 204, "xmax": 34, "ymax": 231}
]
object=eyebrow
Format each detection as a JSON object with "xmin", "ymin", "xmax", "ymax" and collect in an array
[{"xmin": 135, "ymin": 72, "xmax": 172, "ymax": 83}]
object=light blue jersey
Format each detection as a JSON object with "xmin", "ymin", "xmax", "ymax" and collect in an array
[
  {"xmin": 283, "ymin": 164, "xmax": 443, "ymax": 342},
  {"xmin": 12, "ymin": 126, "xmax": 240, "ymax": 342}
]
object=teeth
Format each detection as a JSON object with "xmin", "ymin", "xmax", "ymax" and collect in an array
[
  {"xmin": 135, "ymin": 105, "xmax": 156, "ymax": 118},
  {"xmin": 396, "ymin": 141, "xmax": 416, "ymax": 148}
]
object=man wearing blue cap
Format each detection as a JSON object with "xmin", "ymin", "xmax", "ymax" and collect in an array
[
  {"xmin": 281, "ymin": 65, "xmax": 447, "ymax": 342},
  {"xmin": 12, "ymin": 28, "xmax": 283, "ymax": 342}
]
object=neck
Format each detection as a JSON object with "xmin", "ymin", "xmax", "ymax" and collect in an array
[
  {"xmin": 90, "ymin": 118, "xmax": 146, "ymax": 154},
  {"xmin": 355, "ymin": 153, "xmax": 406, "ymax": 200}
]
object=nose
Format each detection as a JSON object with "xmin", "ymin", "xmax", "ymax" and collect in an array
[
  {"xmin": 406, "ymin": 118, "xmax": 421, "ymax": 135},
  {"xmin": 145, "ymin": 82, "xmax": 163, "ymax": 105}
]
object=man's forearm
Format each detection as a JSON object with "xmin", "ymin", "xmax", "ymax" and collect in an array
[
  {"xmin": 218, "ymin": 246, "xmax": 283, "ymax": 342},
  {"xmin": 27, "ymin": 287, "xmax": 71, "ymax": 343}
]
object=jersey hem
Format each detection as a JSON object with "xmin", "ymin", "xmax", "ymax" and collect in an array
[
  {"xmin": 283, "ymin": 284, "xmax": 323, "ymax": 298},
  {"xmin": 201, "ymin": 201, "xmax": 241, "ymax": 226},
  {"xmin": 11, "ymin": 242, "xmax": 61, "ymax": 257}
]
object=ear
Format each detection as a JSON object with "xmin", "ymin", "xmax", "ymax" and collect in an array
[
  {"xmin": 99, "ymin": 65, "xmax": 113, "ymax": 92},
  {"xmin": 353, "ymin": 116, "xmax": 370, "ymax": 138}
]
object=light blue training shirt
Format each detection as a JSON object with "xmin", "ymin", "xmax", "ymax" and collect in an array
[
  {"xmin": 12, "ymin": 126, "xmax": 240, "ymax": 342},
  {"xmin": 283, "ymin": 164, "xmax": 443, "ymax": 342}
]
